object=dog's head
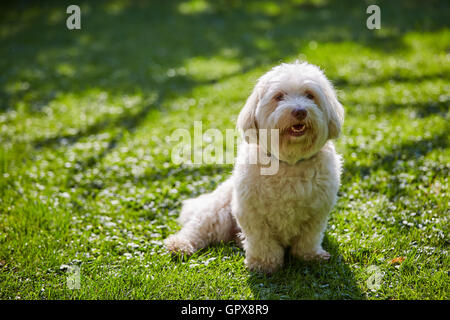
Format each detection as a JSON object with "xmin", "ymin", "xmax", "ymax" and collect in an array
[{"xmin": 237, "ymin": 62, "xmax": 344, "ymax": 164}]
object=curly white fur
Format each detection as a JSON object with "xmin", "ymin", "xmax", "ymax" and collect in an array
[{"xmin": 165, "ymin": 62, "xmax": 344, "ymax": 273}]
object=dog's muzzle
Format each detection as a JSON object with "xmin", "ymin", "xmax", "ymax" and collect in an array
[{"xmin": 289, "ymin": 108, "xmax": 308, "ymax": 136}]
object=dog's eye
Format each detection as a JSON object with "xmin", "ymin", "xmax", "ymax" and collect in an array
[
  {"xmin": 305, "ymin": 92, "xmax": 315, "ymax": 100},
  {"xmin": 274, "ymin": 93, "xmax": 284, "ymax": 102}
]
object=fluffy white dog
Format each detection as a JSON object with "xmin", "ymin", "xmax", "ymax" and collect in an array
[{"xmin": 165, "ymin": 62, "xmax": 344, "ymax": 273}]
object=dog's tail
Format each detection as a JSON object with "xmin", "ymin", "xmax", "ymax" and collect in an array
[{"xmin": 165, "ymin": 177, "xmax": 239, "ymax": 255}]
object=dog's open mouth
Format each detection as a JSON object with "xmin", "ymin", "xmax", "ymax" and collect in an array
[{"xmin": 289, "ymin": 123, "xmax": 306, "ymax": 136}]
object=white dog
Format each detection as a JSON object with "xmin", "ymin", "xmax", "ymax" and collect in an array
[{"xmin": 165, "ymin": 62, "xmax": 344, "ymax": 273}]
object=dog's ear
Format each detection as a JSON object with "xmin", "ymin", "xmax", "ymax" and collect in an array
[
  {"xmin": 306, "ymin": 79, "xmax": 344, "ymax": 140},
  {"xmin": 323, "ymin": 82, "xmax": 344, "ymax": 140},
  {"xmin": 237, "ymin": 86, "xmax": 259, "ymax": 142}
]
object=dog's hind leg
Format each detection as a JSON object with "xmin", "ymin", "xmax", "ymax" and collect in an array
[{"xmin": 165, "ymin": 178, "xmax": 238, "ymax": 255}]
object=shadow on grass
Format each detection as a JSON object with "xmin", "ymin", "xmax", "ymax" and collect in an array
[
  {"xmin": 334, "ymin": 72, "xmax": 450, "ymax": 89},
  {"xmin": 247, "ymin": 235, "xmax": 363, "ymax": 299},
  {"xmin": 33, "ymin": 94, "xmax": 162, "ymax": 150},
  {"xmin": 379, "ymin": 101, "xmax": 449, "ymax": 118},
  {"xmin": 167, "ymin": 234, "xmax": 363, "ymax": 299},
  {"xmin": 343, "ymin": 131, "xmax": 448, "ymax": 181},
  {"xmin": 1, "ymin": 0, "xmax": 449, "ymax": 113},
  {"xmin": 342, "ymin": 131, "xmax": 448, "ymax": 202}
]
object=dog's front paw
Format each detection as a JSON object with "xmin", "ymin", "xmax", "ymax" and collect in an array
[
  {"xmin": 295, "ymin": 249, "xmax": 331, "ymax": 261},
  {"xmin": 244, "ymin": 256, "xmax": 283, "ymax": 274},
  {"xmin": 164, "ymin": 235, "xmax": 195, "ymax": 256},
  {"xmin": 316, "ymin": 249, "xmax": 331, "ymax": 260}
]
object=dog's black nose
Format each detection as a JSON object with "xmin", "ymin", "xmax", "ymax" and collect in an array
[{"xmin": 291, "ymin": 108, "xmax": 307, "ymax": 120}]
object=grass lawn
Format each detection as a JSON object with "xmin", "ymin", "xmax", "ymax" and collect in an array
[{"xmin": 0, "ymin": 0, "xmax": 449, "ymax": 300}]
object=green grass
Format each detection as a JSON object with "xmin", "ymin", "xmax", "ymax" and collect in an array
[{"xmin": 0, "ymin": 0, "xmax": 449, "ymax": 300}]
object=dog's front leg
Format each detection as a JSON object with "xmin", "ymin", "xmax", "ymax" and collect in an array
[
  {"xmin": 242, "ymin": 233, "xmax": 284, "ymax": 273},
  {"xmin": 289, "ymin": 218, "xmax": 330, "ymax": 261}
]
